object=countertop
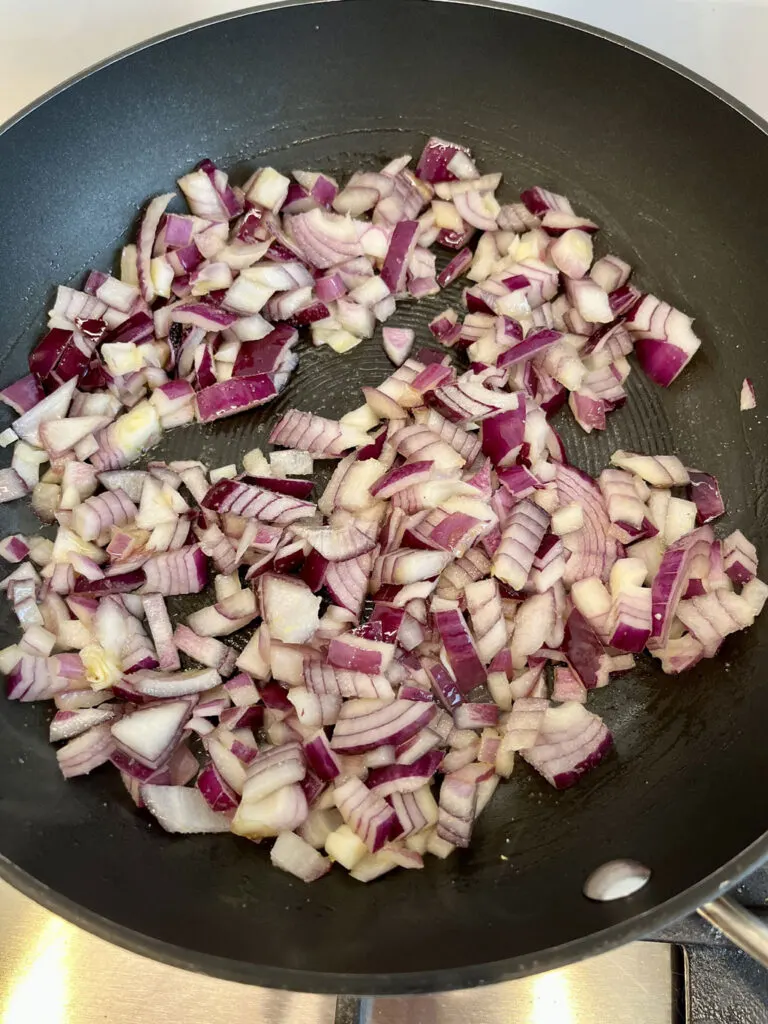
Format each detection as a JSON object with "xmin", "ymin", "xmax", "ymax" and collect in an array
[{"xmin": 3, "ymin": 1, "xmax": 768, "ymax": 126}]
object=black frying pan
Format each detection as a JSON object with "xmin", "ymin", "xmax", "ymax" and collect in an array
[{"xmin": 1, "ymin": 0, "xmax": 767, "ymax": 996}]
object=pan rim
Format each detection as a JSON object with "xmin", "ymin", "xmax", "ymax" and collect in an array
[{"xmin": 1, "ymin": 0, "xmax": 767, "ymax": 996}]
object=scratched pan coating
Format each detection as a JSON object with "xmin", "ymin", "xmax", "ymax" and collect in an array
[{"xmin": 0, "ymin": 0, "xmax": 767, "ymax": 996}]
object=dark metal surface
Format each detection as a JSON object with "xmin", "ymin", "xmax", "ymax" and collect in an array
[{"xmin": 0, "ymin": 0, "xmax": 767, "ymax": 996}]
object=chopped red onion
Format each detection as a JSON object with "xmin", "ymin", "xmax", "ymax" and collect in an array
[
  {"xmin": 722, "ymin": 530, "xmax": 758, "ymax": 584},
  {"xmin": 552, "ymin": 666, "xmax": 587, "ymax": 704},
  {"xmin": 333, "ymin": 776, "xmax": 399, "ymax": 853},
  {"xmin": 56, "ymin": 723, "xmax": 116, "ymax": 779},
  {"xmin": 436, "ymin": 762, "xmax": 493, "ymax": 847},
  {"xmin": 740, "ymin": 378, "xmax": 757, "ymax": 411},
  {"xmin": 330, "ymin": 700, "xmax": 436, "ymax": 755},
  {"xmin": 686, "ymin": 470, "xmax": 724, "ymax": 525},
  {"xmin": 520, "ymin": 702, "xmax": 613, "ymax": 789},
  {"xmin": 197, "ymin": 763, "xmax": 239, "ymax": 812},
  {"xmin": 625, "ymin": 294, "xmax": 702, "ymax": 387},
  {"xmin": 0, "ymin": 140, "xmax": 760, "ymax": 888},
  {"xmin": 492, "ymin": 499, "xmax": 549, "ymax": 590},
  {"xmin": 0, "ymin": 375, "xmax": 45, "ymax": 414},
  {"xmin": 142, "ymin": 784, "xmax": 232, "ymax": 833},
  {"xmin": 271, "ymin": 831, "xmax": 331, "ymax": 882},
  {"xmin": 111, "ymin": 699, "xmax": 191, "ymax": 769}
]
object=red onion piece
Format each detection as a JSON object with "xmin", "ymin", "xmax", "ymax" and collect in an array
[
  {"xmin": 269, "ymin": 409, "xmax": 366, "ymax": 458},
  {"xmin": 437, "ymin": 248, "xmax": 473, "ymax": 289},
  {"xmin": 111, "ymin": 699, "xmax": 191, "ymax": 769},
  {"xmin": 0, "ymin": 374, "xmax": 45, "ymax": 414},
  {"xmin": 56, "ymin": 723, "xmax": 116, "ymax": 778},
  {"xmin": 328, "ymin": 634, "xmax": 394, "ymax": 675},
  {"xmin": 422, "ymin": 659, "xmax": 462, "ymax": 712},
  {"xmin": 370, "ymin": 461, "xmax": 434, "ymax": 500},
  {"xmin": 382, "ymin": 327, "xmax": 415, "ymax": 367},
  {"xmin": 232, "ymin": 782, "xmax": 308, "ymax": 839},
  {"xmin": 453, "ymin": 703, "xmax": 499, "ymax": 730},
  {"xmin": 722, "ymin": 529, "xmax": 757, "ymax": 584},
  {"xmin": 242, "ymin": 743, "xmax": 306, "ymax": 804},
  {"xmin": 552, "ymin": 666, "xmax": 587, "ymax": 704},
  {"xmin": 436, "ymin": 762, "xmax": 493, "ymax": 847},
  {"xmin": 563, "ymin": 609, "xmax": 612, "ymax": 689},
  {"xmin": 520, "ymin": 187, "xmax": 573, "ymax": 217},
  {"xmin": 195, "ymin": 373, "xmax": 288, "ymax": 423},
  {"xmin": 433, "ymin": 608, "xmax": 487, "ymax": 693},
  {"xmin": 141, "ymin": 546, "xmax": 208, "ymax": 596},
  {"xmin": 13, "ymin": 377, "xmax": 77, "ymax": 447},
  {"xmin": 380, "ymin": 220, "xmax": 420, "ymax": 295},
  {"xmin": 324, "ymin": 548, "xmax": 377, "ymax": 619},
  {"xmin": 416, "ymin": 137, "xmax": 472, "ymax": 183},
  {"xmin": 555, "ymin": 464, "xmax": 619, "ymax": 585},
  {"xmin": 304, "ymin": 729, "xmax": 342, "ymax": 781},
  {"xmin": 202, "ymin": 478, "xmax": 315, "ymax": 525},
  {"xmin": 142, "ymin": 784, "xmax": 232, "ymax": 833},
  {"xmin": 197, "ymin": 763, "xmax": 240, "ymax": 812},
  {"xmin": 72, "ymin": 488, "xmax": 137, "ymax": 542},
  {"xmin": 0, "ymin": 534, "xmax": 30, "ymax": 563},
  {"xmin": 304, "ymin": 662, "xmax": 394, "ymax": 701},
  {"xmin": 367, "ymin": 751, "xmax": 444, "ymax": 797},
  {"xmin": 285, "ymin": 208, "xmax": 367, "ymax": 269},
  {"xmin": 49, "ymin": 706, "xmax": 118, "ymax": 743},
  {"xmin": 480, "ymin": 407, "xmax": 526, "ymax": 468},
  {"xmin": 492, "ymin": 499, "xmax": 550, "ymax": 591},
  {"xmin": 332, "ymin": 777, "xmax": 398, "ymax": 854},
  {"xmin": 330, "ymin": 700, "xmax": 436, "ymax": 755},
  {"xmin": 521, "ymin": 702, "xmax": 613, "ymax": 789},
  {"xmin": 137, "ymin": 193, "xmax": 175, "ymax": 303},
  {"xmin": 464, "ymin": 578, "xmax": 507, "ymax": 665},
  {"xmin": 687, "ymin": 470, "xmax": 725, "ymax": 525},
  {"xmin": 0, "ymin": 469, "xmax": 28, "ymax": 504},
  {"xmin": 292, "ymin": 521, "xmax": 376, "ymax": 562},
  {"xmin": 271, "ymin": 831, "xmax": 331, "ymax": 882},
  {"xmin": 625, "ymin": 294, "xmax": 701, "ymax": 387},
  {"xmin": 740, "ymin": 378, "xmax": 757, "ymax": 411},
  {"xmin": 649, "ymin": 526, "xmax": 715, "ymax": 647}
]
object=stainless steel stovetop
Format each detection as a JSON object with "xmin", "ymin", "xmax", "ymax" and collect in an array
[
  {"xmin": 0, "ymin": 883, "xmax": 678, "ymax": 1024},
  {"xmin": 1, "ymin": 2, "xmax": 768, "ymax": 1021}
]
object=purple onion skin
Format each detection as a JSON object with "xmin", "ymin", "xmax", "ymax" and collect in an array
[
  {"xmin": 633, "ymin": 338, "xmax": 688, "ymax": 388},
  {"xmin": 399, "ymin": 685, "xmax": 433, "ymax": 703},
  {"xmin": 301, "ymin": 770, "xmax": 327, "ymax": 806},
  {"xmin": 73, "ymin": 569, "xmax": 146, "ymax": 595},
  {"xmin": 687, "ymin": 470, "xmax": 725, "ymax": 525},
  {"xmin": 356, "ymin": 427, "xmax": 387, "ymax": 462},
  {"xmin": 232, "ymin": 327, "xmax": 297, "ymax": 376},
  {"xmin": 361, "ymin": 605, "xmax": 405, "ymax": 644},
  {"xmin": 434, "ymin": 609, "xmax": 486, "ymax": 693},
  {"xmin": 301, "ymin": 549, "xmax": 329, "ymax": 592},
  {"xmin": 480, "ymin": 408, "xmax": 525, "ymax": 467},
  {"xmin": 259, "ymin": 682, "xmax": 293, "ymax": 712},
  {"xmin": 304, "ymin": 734, "xmax": 340, "ymax": 781},
  {"xmin": 110, "ymin": 750, "xmax": 158, "ymax": 781},
  {"xmin": 242, "ymin": 476, "xmax": 314, "ymax": 500},
  {"xmin": 551, "ymin": 732, "xmax": 614, "ymax": 789},
  {"xmin": 563, "ymin": 609, "xmax": 608, "ymax": 689},
  {"xmin": 366, "ymin": 750, "xmax": 443, "ymax": 791},
  {"xmin": 426, "ymin": 661, "xmax": 464, "ymax": 710},
  {"xmin": 609, "ymin": 619, "xmax": 650, "ymax": 654},
  {"xmin": 195, "ymin": 374, "xmax": 281, "ymax": 424}
]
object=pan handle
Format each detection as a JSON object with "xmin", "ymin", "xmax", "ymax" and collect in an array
[{"xmin": 698, "ymin": 896, "xmax": 768, "ymax": 968}]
